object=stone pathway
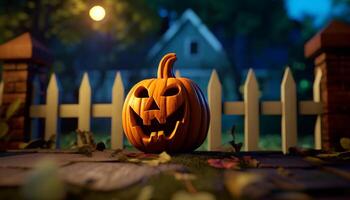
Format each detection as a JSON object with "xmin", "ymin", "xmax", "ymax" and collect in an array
[{"xmin": 0, "ymin": 151, "xmax": 349, "ymax": 199}]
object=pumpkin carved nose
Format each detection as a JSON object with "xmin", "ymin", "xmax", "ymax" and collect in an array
[{"xmin": 146, "ymin": 98, "xmax": 160, "ymax": 111}]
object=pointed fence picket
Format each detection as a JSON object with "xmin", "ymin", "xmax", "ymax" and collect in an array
[
  {"xmin": 78, "ymin": 73, "xmax": 91, "ymax": 146},
  {"xmin": 23, "ymin": 67, "xmax": 323, "ymax": 152},
  {"xmin": 281, "ymin": 68, "xmax": 297, "ymax": 154},
  {"xmin": 111, "ymin": 72, "xmax": 124, "ymax": 149},
  {"xmin": 209, "ymin": 67, "xmax": 323, "ymax": 153},
  {"xmin": 29, "ymin": 72, "xmax": 125, "ymax": 149},
  {"xmin": 244, "ymin": 69, "xmax": 259, "ymax": 151},
  {"xmin": 45, "ymin": 74, "xmax": 59, "ymax": 141},
  {"xmin": 207, "ymin": 70, "xmax": 222, "ymax": 150}
]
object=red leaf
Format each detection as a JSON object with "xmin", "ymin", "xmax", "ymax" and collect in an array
[{"xmin": 207, "ymin": 158, "xmax": 240, "ymax": 169}]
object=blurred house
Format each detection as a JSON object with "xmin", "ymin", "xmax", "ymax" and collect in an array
[{"xmin": 147, "ymin": 9, "xmax": 239, "ymax": 100}]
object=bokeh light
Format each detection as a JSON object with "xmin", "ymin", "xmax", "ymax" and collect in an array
[{"xmin": 89, "ymin": 5, "xmax": 105, "ymax": 21}]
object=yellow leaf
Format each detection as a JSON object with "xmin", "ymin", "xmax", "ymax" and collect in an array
[
  {"xmin": 142, "ymin": 159, "xmax": 160, "ymax": 166},
  {"xmin": 136, "ymin": 185, "xmax": 154, "ymax": 200},
  {"xmin": 18, "ymin": 142, "xmax": 28, "ymax": 149},
  {"xmin": 6, "ymin": 99, "xmax": 21, "ymax": 120},
  {"xmin": 225, "ymin": 171, "xmax": 265, "ymax": 198},
  {"xmin": 0, "ymin": 122, "xmax": 9, "ymax": 138},
  {"xmin": 158, "ymin": 151, "xmax": 171, "ymax": 163}
]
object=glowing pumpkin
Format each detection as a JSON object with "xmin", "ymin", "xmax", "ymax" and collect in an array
[{"xmin": 122, "ymin": 53, "xmax": 210, "ymax": 153}]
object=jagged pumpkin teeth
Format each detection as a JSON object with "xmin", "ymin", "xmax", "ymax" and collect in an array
[{"xmin": 122, "ymin": 53, "xmax": 210, "ymax": 153}]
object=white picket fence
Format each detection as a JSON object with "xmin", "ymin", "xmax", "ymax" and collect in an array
[
  {"xmin": 0, "ymin": 67, "xmax": 323, "ymax": 153},
  {"xmin": 29, "ymin": 72, "xmax": 124, "ymax": 149},
  {"xmin": 208, "ymin": 67, "xmax": 323, "ymax": 153}
]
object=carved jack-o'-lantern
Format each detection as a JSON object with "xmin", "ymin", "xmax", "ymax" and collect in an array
[{"xmin": 122, "ymin": 53, "xmax": 210, "ymax": 153}]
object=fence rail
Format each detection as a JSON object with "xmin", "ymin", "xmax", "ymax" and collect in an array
[{"xmin": 0, "ymin": 67, "xmax": 323, "ymax": 153}]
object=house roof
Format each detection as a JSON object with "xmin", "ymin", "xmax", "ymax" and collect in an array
[{"xmin": 148, "ymin": 9, "xmax": 224, "ymax": 59}]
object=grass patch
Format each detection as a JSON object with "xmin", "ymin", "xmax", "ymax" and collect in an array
[{"xmin": 60, "ymin": 130, "xmax": 314, "ymax": 151}]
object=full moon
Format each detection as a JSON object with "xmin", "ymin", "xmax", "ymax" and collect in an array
[{"xmin": 89, "ymin": 5, "xmax": 106, "ymax": 21}]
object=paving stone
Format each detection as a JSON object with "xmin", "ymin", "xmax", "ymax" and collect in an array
[
  {"xmin": 0, "ymin": 168, "xmax": 29, "ymax": 186},
  {"xmin": 248, "ymin": 168, "xmax": 350, "ymax": 191},
  {"xmin": 0, "ymin": 151, "xmax": 126, "ymax": 168},
  {"xmin": 59, "ymin": 162, "xmax": 183, "ymax": 191},
  {"xmin": 255, "ymin": 155, "xmax": 313, "ymax": 168}
]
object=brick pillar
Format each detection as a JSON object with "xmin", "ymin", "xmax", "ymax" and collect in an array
[
  {"xmin": 0, "ymin": 32, "xmax": 51, "ymax": 143},
  {"xmin": 305, "ymin": 21, "xmax": 350, "ymax": 151}
]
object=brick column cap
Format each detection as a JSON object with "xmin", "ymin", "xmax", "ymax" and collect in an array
[
  {"xmin": 0, "ymin": 32, "xmax": 52, "ymax": 65},
  {"xmin": 304, "ymin": 20, "xmax": 350, "ymax": 58}
]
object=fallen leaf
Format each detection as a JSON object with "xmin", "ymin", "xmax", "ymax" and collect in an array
[
  {"xmin": 76, "ymin": 130, "xmax": 96, "ymax": 149},
  {"xmin": 174, "ymin": 172, "xmax": 197, "ymax": 181},
  {"xmin": 75, "ymin": 145, "xmax": 94, "ymax": 157},
  {"xmin": 140, "ymin": 152, "xmax": 171, "ymax": 166},
  {"xmin": 207, "ymin": 157, "xmax": 240, "ymax": 169},
  {"xmin": 171, "ymin": 190, "xmax": 215, "ymax": 200},
  {"xmin": 158, "ymin": 151, "xmax": 171, "ymax": 163},
  {"xmin": 136, "ymin": 185, "xmax": 154, "ymax": 200},
  {"xmin": 304, "ymin": 156, "xmax": 326, "ymax": 165},
  {"xmin": 109, "ymin": 151, "xmax": 128, "ymax": 161},
  {"xmin": 340, "ymin": 137, "xmax": 350, "ymax": 151},
  {"xmin": 142, "ymin": 159, "xmax": 160, "ymax": 166},
  {"xmin": 225, "ymin": 171, "xmax": 270, "ymax": 199},
  {"xmin": 241, "ymin": 156, "xmax": 260, "ymax": 168},
  {"xmin": 109, "ymin": 149, "xmax": 123, "ymax": 157},
  {"xmin": 122, "ymin": 151, "xmax": 172, "ymax": 166}
]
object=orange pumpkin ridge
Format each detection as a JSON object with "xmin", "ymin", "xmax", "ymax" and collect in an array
[{"xmin": 122, "ymin": 53, "xmax": 210, "ymax": 153}]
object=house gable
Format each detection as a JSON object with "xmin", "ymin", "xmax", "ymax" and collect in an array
[{"xmin": 147, "ymin": 9, "xmax": 230, "ymax": 69}]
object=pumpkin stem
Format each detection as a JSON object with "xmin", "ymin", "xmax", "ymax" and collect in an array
[{"xmin": 157, "ymin": 53, "xmax": 176, "ymax": 78}]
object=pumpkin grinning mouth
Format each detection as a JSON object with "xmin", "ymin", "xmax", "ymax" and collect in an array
[{"xmin": 129, "ymin": 104, "xmax": 185, "ymax": 137}]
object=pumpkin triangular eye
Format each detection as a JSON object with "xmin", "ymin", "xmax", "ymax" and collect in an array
[
  {"xmin": 163, "ymin": 86, "xmax": 179, "ymax": 96},
  {"xmin": 135, "ymin": 86, "xmax": 149, "ymax": 98}
]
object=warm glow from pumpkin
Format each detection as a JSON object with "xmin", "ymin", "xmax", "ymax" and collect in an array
[{"xmin": 89, "ymin": 5, "xmax": 105, "ymax": 21}]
